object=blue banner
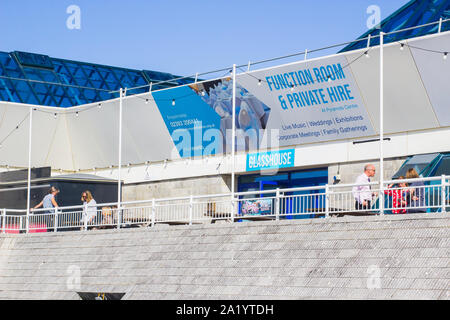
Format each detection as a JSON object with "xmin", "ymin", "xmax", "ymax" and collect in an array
[{"xmin": 152, "ymin": 86, "xmax": 221, "ymax": 158}]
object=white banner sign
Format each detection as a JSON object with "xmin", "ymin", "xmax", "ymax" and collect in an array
[{"xmin": 237, "ymin": 55, "xmax": 375, "ymax": 148}]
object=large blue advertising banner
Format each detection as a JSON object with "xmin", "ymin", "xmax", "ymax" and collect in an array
[{"xmin": 151, "ymin": 55, "xmax": 375, "ymax": 158}]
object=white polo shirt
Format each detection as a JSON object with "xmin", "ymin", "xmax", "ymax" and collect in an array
[{"xmin": 352, "ymin": 173, "xmax": 372, "ymax": 204}]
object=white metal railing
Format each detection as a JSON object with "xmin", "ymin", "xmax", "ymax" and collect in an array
[{"xmin": 1, "ymin": 175, "xmax": 448, "ymax": 234}]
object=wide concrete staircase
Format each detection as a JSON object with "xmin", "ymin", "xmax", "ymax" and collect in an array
[{"xmin": 0, "ymin": 213, "xmax": 448, "ymax": 299}]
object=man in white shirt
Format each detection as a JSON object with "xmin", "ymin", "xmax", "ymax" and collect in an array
[{"xmin": 352, "ymin": 164, "xmax": 376, "ymax": 210}]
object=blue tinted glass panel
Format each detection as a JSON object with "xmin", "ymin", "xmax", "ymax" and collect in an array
[
  {"xmin": 14, "ymin": 51, "xmax": 54, "ymax": 69},
  {"xmin": 341, "ymin": 0, "xmax": 450, "ymax": 52},
  {"xmin": 0, "ymin": 51, "xmax": 193, "ymax": 107}
]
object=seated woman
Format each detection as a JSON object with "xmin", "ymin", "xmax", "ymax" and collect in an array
[
  {"xmin": 406, "ymin": 168, "xmax": 426, "ymax": 213},
  {"xmin": 100, "ymin": 206, "xmax": 114, "ymax": 228},
  {"xmin": 384, "ymin": 176, "xmax": 409, "ymax": 214}
]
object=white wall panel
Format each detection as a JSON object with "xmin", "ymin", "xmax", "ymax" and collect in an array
[
  {"xmin": 34, "ymin": 110, "xmax": 73, "ymax": 170},
  {"xmin": 44, "ymin": 115, "xmax": 75, "ymax": 170},
  {"xmin": 65, "ymin": 100, "xmax": 120, "ymax": 170},
  {"xmin": 120, "ymin": 94, "xmax": 179, "ymax": 166},
  {"xmin": 408, "ymin": 32, "xmax": 450, "ymax": 126},
  {"xmin": 346, "ymin": 40, "xmax": 439, "ymax": 133},
  {"xmin": 0, "ymin": 103, "xmax": 31, "ymax": 167},
  {"xmin": 0, "ymin": 103, "xmax": 69, "ymax": 168}
]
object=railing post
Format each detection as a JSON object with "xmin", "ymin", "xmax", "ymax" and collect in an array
[
  {"xmin": 438, "ymin": 17, "xmax": 443, "ymax": 33},
  {"xmin": 275, "ymin": 188, "xmax": 280, "ymax": 221},
  {"xmin": 379, "ymin": 183, "xmax": 385, "ymax": 215},
  {"xmin": 117, "ymin": 206, "xmax": 122, "ymax": 229},
  {"xmin": 83, "ymin": 203, "xmax": 88, "ymax": 231},
  {"xmin": 20, "ymin": 216, "xmax": 24, "ymax": 234},
  {"xmin": 189, "ymin": 195, "xmax": 193, "ymax": 226},
  {"xmin": 151, "ymin": 199, "xmax": 156, "ymax": 227},
  {"xmin": 25, "ymin": 211, "xmax": 29, "ymax": 234},
  {"xmin": 441, "ymin": 175, "xmax": 446, "ymax": 213},
  {"xmin": 2, "ymin": 209, "xmax": 6, "ymax": 233},
  {"xmin": 146, "ymin": 201, "xmax": 151, "ymax": 225},
  {"xmin": 325, "ymin": 184, "xmax": 330, "ymax": 218},
  {"xmin": 230, "ymin": 195, "xmax": 235, "ymax": 223},
  {"xmin": 54, "ymin": 207, "xmax": 58, "ymax": 233}
]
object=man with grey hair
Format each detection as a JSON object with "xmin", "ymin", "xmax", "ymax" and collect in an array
[{"xmin": 352, "ymin": 164, "xmax": 376, "ymax": 211}]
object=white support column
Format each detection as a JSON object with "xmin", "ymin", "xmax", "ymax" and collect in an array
[
  {"xmin": 231, "ymin": 64, "xmax": 237, "ymax": 223},
  {"xmin": 117, "ymin": 88, "xmax": 124, "ymax": 217},
  {"xmin": 379, "ymin": 32, "xmax": 385, "ymax": 215},
  {"xmin": 26, "ymin": 107, "xmax": 33, "ymax": 233}
]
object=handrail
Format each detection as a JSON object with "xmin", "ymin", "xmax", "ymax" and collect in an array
[
  {"xmin": 0, "ymin": 174, "xmax": 447, "ymax": 236},
  {"xmin": 2, "ymin": 175, "xmax": 448, "ymax": 219}
]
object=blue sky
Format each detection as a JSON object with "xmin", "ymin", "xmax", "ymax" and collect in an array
[{"xmin": 0, "ymin": 0, "xmax": 410, "ymax": 77}]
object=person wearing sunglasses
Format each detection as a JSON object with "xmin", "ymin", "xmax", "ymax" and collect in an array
[{"xmin": 81, "ymin": 190, "xmax": 98, "ymax": 229}]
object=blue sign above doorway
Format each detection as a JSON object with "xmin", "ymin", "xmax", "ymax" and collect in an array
[{"xmin": 246, "ymin": 149, "xmax": 295, "ymax": 172}]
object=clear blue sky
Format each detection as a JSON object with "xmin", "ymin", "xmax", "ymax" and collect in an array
[{"xmin": 0, "ymin": 0, "xmax": 410, "ymax": 77}]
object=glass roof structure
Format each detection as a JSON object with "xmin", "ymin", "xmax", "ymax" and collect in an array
[
  {"xmin": 0, "ymin": 50, "xmax": 195, "ymax": 108},
  {"xmin": 340, "ymin": 0, "xmax": 450, "ymax": 52}
]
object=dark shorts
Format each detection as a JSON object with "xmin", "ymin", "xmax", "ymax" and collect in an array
[{"xmin": 355, "ymin": 200, "xmax": 371, "ymax": 211}]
